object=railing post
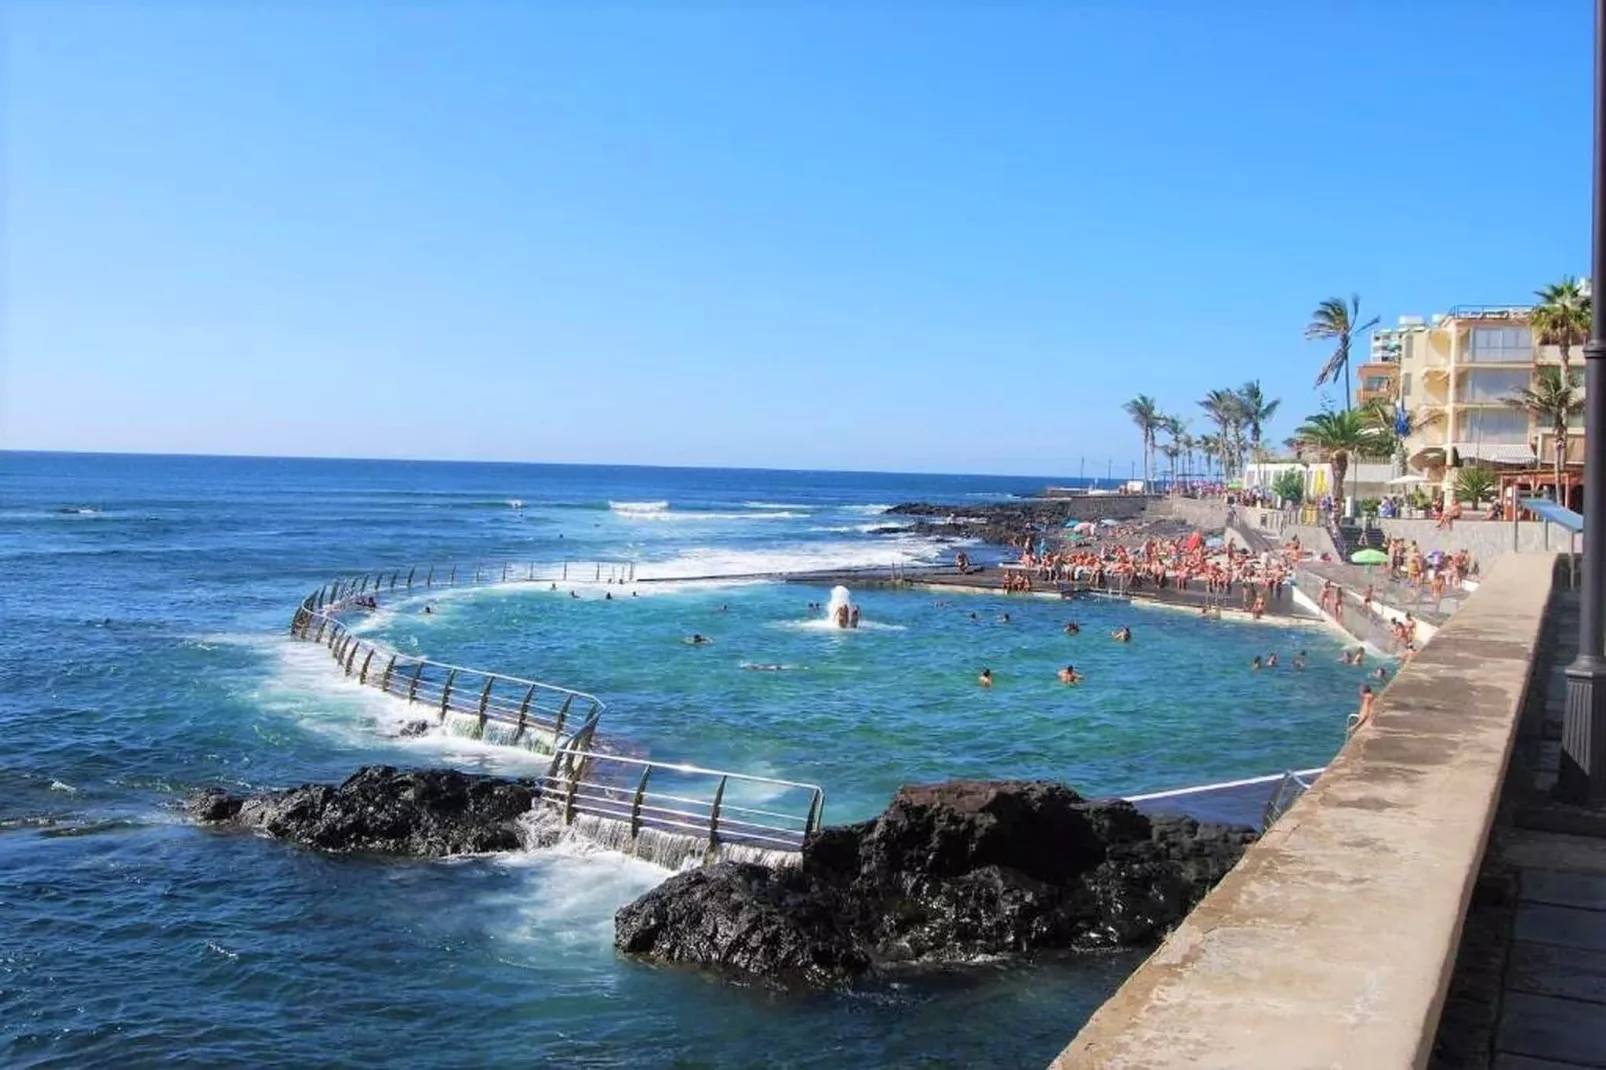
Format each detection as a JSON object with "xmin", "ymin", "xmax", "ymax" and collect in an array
[
  {"xmin": 805, "ymin": 789, "xmax": 825, "ymax": 835},
  {"xmin": 344, "ymin": 641, "xmax": 360, "ymax": 676},
  {"xmin": 408, "ymin": 662, "xmax": 425, "ymax": 703},
  {"xmin": 427, "ymin": 566, "xmax": 434, "ymax": 587},
  {"xmin": 513, "ymin": 685, "xmax": 536, "ymax": 743},
  {"xmin": 406, "ymin": 566, "xmax": 415, "ymax": 589},
  {"xmin": 477, "ymin": 677, "xmax": 494, "ymax": 736},
  {"xmin": 390, "ymin": 570, "xmax": 399, "ymax": 590},
  {"xmin": 313, "ymin": 618, "xmax": 328, "ymax": 643},
  {"xmin": 629, "ymin": 767, "xmax": 652, "ymax": 842},
  {"xmin": 359, "ymin": 648, "xmax": 375, "ymax": 684},
  {"xmin": 553, "ymin": 693, "xmax": 574, "ymax": 740},
  {"xmin": 707, "ymin": 775, "xmax": 728, "ymax": 852},
  {"xmin": 439, "ymin": 669, "xmax": 457, "ymax": 721},
  {"xmin": 563, "ymin": 759, "xmax": 583, "ymax": 825},
  {"xmin": 450, "ymin": 565, "xmax": 457, "ymax": 584},
  {"xmin": 502, "ymin": 563, "xmax": 508, "ymax": 583},
  {"xmin": 381, "ymin": 654, "xmax": 397, "ymax": 692}
]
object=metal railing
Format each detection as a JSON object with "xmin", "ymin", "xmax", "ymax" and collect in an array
[
  {"xmin": 540, "ymin": 748, "xmax": 825, "ymax": 865},
  {"xmin": 1261, "ymin": 770, "xmax": 1316, "ymax": 829},
  {"xmin": 290, "ymin": 565, "xmax": 607, "ymax": 756},
  {"xmin": 287, "ymin": 561, "xmax": 826, "ymax": 863}
]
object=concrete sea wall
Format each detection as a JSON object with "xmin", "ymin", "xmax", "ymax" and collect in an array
[{"xmin": 1053, "ymin": 552, "xmax": 1559, "ymax": 1069}]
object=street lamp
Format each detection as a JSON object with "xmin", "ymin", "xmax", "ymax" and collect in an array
[{"xmin": 1561, "ymin": 0, "xmax": 1606, "ymax": 805}]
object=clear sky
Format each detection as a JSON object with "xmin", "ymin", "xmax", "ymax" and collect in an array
[{"xmin": 1, "ymin": 2, "xmax": 1592, "ymax": 476}]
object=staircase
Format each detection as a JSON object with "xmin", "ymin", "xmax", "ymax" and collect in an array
[{"xmin": 1332, "ymin": 518, "xmax": 1378, "ymax": 560}]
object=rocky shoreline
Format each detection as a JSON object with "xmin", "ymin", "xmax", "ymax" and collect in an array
[
  {"xmin": 615, "ymin": 780, "xmax": 1255, "ymax": 986},
  {"xmin": 187, "ymin": 770, "xmax": 1256, "ymax": 988}
]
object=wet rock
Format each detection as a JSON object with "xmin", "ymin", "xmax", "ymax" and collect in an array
[
  {"xmin": 615, "ymin": 780, "xmax": 1256, "ymax": 985},
  {"xmin": 397, "ymin": 720, "xmax": 433, "ymax": 738},
  {"xmin": 186, "ymin": 766, "xmax": 538, "ymax": 857}
]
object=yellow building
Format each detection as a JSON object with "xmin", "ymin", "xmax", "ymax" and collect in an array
[{"xmin": 1387, "ymin": 302, "xmax": 1587, "ymax": 486}]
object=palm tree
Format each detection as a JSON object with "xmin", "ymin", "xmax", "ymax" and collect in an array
[
  {"xmin": 1197, "ymin": 434, "xmax": 1222, "ymax": 480},
  {"xmin": 1176, "ymin": 430, "xmax": 1196, "ymax": 488},
  {"xmin": 1237, "ymin": 380, "xmax": 1281, "ymax": 461},
  {"xmin": 1506, "ymin": 365, "xmax": 1584, "ymax": 504},
  {"xmin": 1123, "ymin": 395, "xmax": 1162, "ymax": 492},
  {"xmin": 1305, "ymin": 295, "xmax": 1380, "ymax": 411},
  {"xmin": 1293, "ymin": 409, "xmax": 1386, "ymax": 504},
  {"xmin": 1161, "ymin": 443, "xmax": 1181, "ymax": 489},
  {"xmin": 1531, "ymin": 277, "xmax": 1590, "ymax": 372},
  {"xmin": 1199, "ymin": 389, "xmax": 1246, "ymax": 477},
  {"xmin": 1361, "ymin": 391, "xmax": 1443, "ymax": 477}
]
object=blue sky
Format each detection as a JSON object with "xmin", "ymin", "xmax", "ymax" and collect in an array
[{"xmin": 1, "ymin": 2, "xmax": 1592, "ymax": 476}]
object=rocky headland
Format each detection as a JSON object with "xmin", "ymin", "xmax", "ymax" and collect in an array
[{"xmin": 614, "ymin": 779, "xmax": 1256, "ymax": 986}]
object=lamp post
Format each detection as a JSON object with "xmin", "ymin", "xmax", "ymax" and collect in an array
[{"xmin": 1561, "ymin": 0, "xmax": 1606, "ymax": 805}]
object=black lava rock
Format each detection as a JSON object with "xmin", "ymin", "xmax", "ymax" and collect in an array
[
  {"xmin": 614, "ymin": 779, "xmax": 1256, "ymax": 985},
  {"xmin": 185, "ymin": 765, "xmax": 538, "ymax": 857}
]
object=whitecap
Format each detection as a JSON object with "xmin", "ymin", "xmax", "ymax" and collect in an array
[{"xmin": 608, "ymin": 500, "xmax": 669, "ymax": 515}]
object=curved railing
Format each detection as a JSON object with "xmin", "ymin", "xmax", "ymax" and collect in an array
[{"xmin": 288, "ymin": 562, "xmax": 824, "ymax": 867}]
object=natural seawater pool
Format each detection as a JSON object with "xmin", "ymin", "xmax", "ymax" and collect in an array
[
  {"xmin": 2, "ymin": 454, "xmax": 1368, "ymax": 1068},
  {"xmin": 347, "ymin": 580, "xmax": 1357, "ymax": 821}
]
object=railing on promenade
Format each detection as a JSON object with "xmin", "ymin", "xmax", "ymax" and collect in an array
[{"xmin": 539, "ymin": 748, "xmax": 825, "ymax": 868}]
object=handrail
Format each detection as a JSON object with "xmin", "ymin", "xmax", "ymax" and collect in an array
[{"xmin": 287, "ymin": 560, "xmax": 826, "ymax": 864}]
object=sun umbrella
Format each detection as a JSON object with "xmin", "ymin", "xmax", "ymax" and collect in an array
[{"xmin": 1350, "ymin": 549, "xmax": 1388, "ymax": 566}]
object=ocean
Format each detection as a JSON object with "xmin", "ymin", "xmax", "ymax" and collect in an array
[{"xmin": 0, "ymin": 452, "xmax": 1354, "ymax": 1068}]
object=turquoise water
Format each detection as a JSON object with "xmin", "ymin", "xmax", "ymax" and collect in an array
[
  {"xmin": 348, "ymin": 581, "xmax": 1354, "ymax": 822},
  {"xmin": 2, "ymin": 453, "xmax": 1359, "ymax": 1068}
]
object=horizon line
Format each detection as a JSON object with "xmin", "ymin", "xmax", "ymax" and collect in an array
[{"xmin": 0, "ymin": 446, "xmax": 1122, "ymax": 484}]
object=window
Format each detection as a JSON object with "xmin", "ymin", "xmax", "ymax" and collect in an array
[
  {"xmin": 1466, "ymin": 326, "xmax": 1533, "ymax": 363},
  {"xmin": 1363, "ymin": 376, "xmax": 1392, "ymax": 392},
  {"xmin": 1400, "ymin": 372, "xmax": 1412, "ymax": 399},
  {"xmin": 1457, "ymin": 409, "xmax": 1530, "ymax": 444},
  {"xmin": 1459, "ymin": 368, "xmax": 1531, "ymax": 403}
]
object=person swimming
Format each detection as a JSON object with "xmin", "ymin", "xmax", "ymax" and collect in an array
[
  {"xmin": 1058, "ymin": 664, "xmax": 1083, "ymax": 685},
  {"xmin": 1293, "ymin": 651, "xmax": 1306, "ymax": 670},
  {"xmin": 978, "ymin": 668, "xmax": 993, "ymax": 687},
  {"xmin": 1251, "ymin": 656, "xmax": 1263, "ymax": 671},
  {"xmin": 1266, "ymin": 653, "xmax": 1278, "ymax": 668},
  {"xmin": 686, "ymin": 633, "xmax": 713, "ymax": 645},
  {"xmin": 570, "ymin": 590, "xmax": 580, "ymax": 599},
  {"xmin": 1064, "ymin": 621, "xmax": 1080, "ymax": 636},
  {"xmin": 1372, "ymin": 666, "xmax": 1389, "ymax": 682},
  {"xmin": 1112, "ymin": 626, "xmax": 1132, "ymax": 643},
  {"xmin": 998, "ymin": 612, "xmax": 1011, "ymax": 624},
  {"xmin": 423, "ymin": 605, "xmax": 433, "ymax": 615},
  {"xmin": 605, "ymin": 592, "xmax": 613, "ymax": 600}
]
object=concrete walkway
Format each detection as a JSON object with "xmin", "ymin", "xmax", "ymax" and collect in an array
[{"xmin": 1434, "ymin": 584, "xmax": 1606, "ymax": 1069}]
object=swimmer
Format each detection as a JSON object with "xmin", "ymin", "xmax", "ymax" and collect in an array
[
  {"xmin": 1353, "ymin": 648, "xmax": 1366, "ymax": 667},
  {"xmin": 718, "ymin": 604, "xmax": 729, "ymax": 613},
  {"xmin": 1251, "ymin": 656, "xmax": 1262, "ymax": 671},
  {"xmin": 686, "ymin": 633, "xmax": 713, "ymax": 645},
  {"xmin": 550, "ymin": 583, "xmax": 557, "ymax": 591},
  {"xmin": 1058, "ymin": 664, "xmax": 1084, "ymax": 685},
  {"xmin": 1266, "ymin": 653, "xmax": 1278, "ymax": 668},
  {"xmin": 1340, "ymin": 650, "xmax": 1353, "ymax": 665},
  {"xmin": 978, "ymin": 668, "xmax": 993, "ymax": 687},
  {"xmin": 1064, "ymin": 621, "xmax": 1080, "ymax": 636},
  {"xmin": 424, "ymin": 605, "xmax": 433, "ymax": 615},
  {"xmin": 744, "ymin": 663, "xmax": 786, "ymax": 672},
  {"xmin": 1111, "ymin": 626, "xmax": 1132, "ymax": 643},
  {"xmin": 998, "ymin": 613, "xmax": 1011, "ymax": 624},
  {"xmin": 1293, "ymin": 651, "xmax": 1306, "ymax": 671},
  {"xmin": 605, "ymin": 592, "xmax": 613, "ymax": 600},
  {"xmin": 849, "ymin": 605, "xmax": 861, "ymax": 629},
  {"xmin": 1372, "ymin": 666, "xmax": 1389, "ymax": 682},
  {"xmin": 1349, "ymin": 684, "xmax": 1376, "ymax": 732},
  {"xmin": 570, "ymin": 590, "xmax": 580, "ymax": 599},
  {"xmin": 969, "ymin": 612, "xmax": 978, "ymax": 621},
  {"xmin": 632, "ymin": 591, "xmax": 639, "ymax": 597}
]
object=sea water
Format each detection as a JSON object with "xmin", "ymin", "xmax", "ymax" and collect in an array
[{"xmin": 0, "ymin": 453, "xmax": 1358, "ymax": 1068}]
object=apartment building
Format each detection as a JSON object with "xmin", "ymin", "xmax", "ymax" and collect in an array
[
  {"xmin": 1377, "ymin": 302, "xmax": 1586, "ymax": 485},
  {"xmin": 1355, "ymin": 326, "xmax": 1403, "ymax": 406}
]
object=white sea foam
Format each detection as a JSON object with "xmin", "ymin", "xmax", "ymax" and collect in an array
[
  {"xmin": 490, "ymin": 837, "xmax": 671, "ymax": 951},
  {"xmin": 608, "ymin": 500, "xmax": 669, "ymax": 515},
  {"xmin": 845, "ymin": 504, "xmax": 893, "ymax": 516},
  {"xmin": 255, "ymin": 640, "xmax": 556, "ymax": 775},
  {"xmin": 633, "ymin": 536, "xmax": 949, "ymax": 581},
  {"xmin": 614, "ymin": 509, "xmax": 807, "ymax": 522},
  {"xmin": 779, "ymin": 617, "xmax": 907, "ymax": 633},
  {"xmin": 741, "ymin": 501, "xmax": 817, "ymax": 511}
]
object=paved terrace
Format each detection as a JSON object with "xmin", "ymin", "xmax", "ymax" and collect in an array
[{"xmin": 1053, "ymin": 552, "xmax": 1560, "ymax": 1069}]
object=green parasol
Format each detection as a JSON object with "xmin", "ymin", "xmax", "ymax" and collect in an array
[{"xmin": 1350, "ymin": 548, "xmax": 1388, "ymax": 566}]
